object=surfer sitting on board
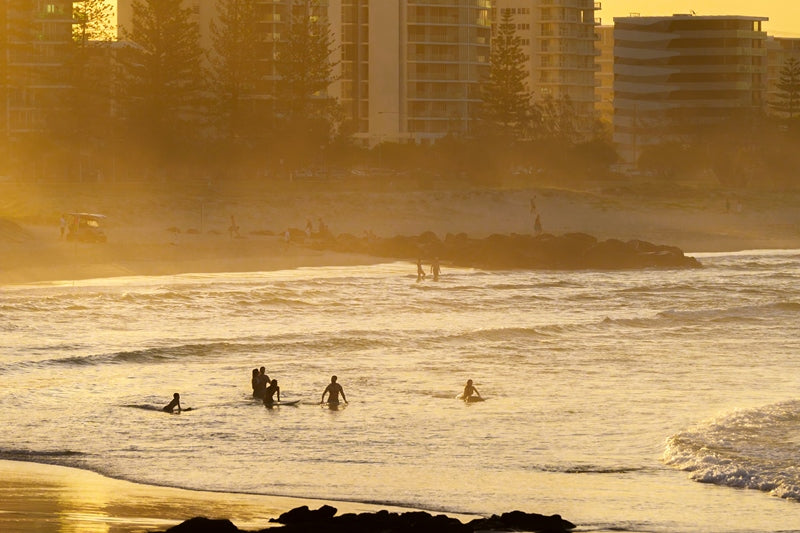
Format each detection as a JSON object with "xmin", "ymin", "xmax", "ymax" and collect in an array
[
  {"xmin": 263, "ymin": 379, "xmax": 280, "ymax": 406},
  {"xmin": 163, "ymin": 393, "xmax": 182, "ymax": 413},
  {"xmin": 460, "ymin": 380, "xmax": 482, "ymax": 402},
  {"xmin": 321, "ymin": 375, "xmax": 347, "ymax": 405}
]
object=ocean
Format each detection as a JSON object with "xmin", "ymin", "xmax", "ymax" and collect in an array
[{"xmin": 2, "ymin": 250, "xmax": 800, "ymax": 532}]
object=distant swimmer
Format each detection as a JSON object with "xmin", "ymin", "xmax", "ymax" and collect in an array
[
  {"xmin": 460, "ymin": 380, "xmax": 482, "ymax": 402},
  {"xmin": 163, "ymin": 393, "xmax": 182, "ymax": 413},
  {"xmin": 416, "ymin": 258, "xmax": 426, "ymax": 281},
  {"xmin": 430, "ymin": 257, "xmax": 441, "ymax": 281},
  {"xmin": 263, "ymin": 379, "xmax": 281, "ymax": 407},
  {"xmin": 321, "ymin": 375, "xmax": 347, "ymax": 406}
]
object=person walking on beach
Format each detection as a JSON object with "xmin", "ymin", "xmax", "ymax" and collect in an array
[
  {"xmin": 430, "ymin": 257, "xmax": 441, "ymax": 281},
  {"xmin": 460, "ymin": 380, "xmax": 482, "ymax": 402},
  {"xmin": 229, "ymin": 215, "xmax": 240, "ymax": 238},
  {"xmin": 163, "ymin": 393, "xmax": 182, "ymax": 413},
  {"xmin": 59, "ymin": 214, "xmax": 66, "ymax": 240},
  {"xmin": 321, "ymin": 375, "xmax": 347, "ymax": 406},
  {"xmin": 263, "ymin": 379, "xmax": 280, "ymax": 407},
  {"xmin": 534, "ymin": 214, "xmax": 542, "ymax": 236},
  {"xmin": 416, "ymin": 258, "xmax": 426, "ymax": 281}
]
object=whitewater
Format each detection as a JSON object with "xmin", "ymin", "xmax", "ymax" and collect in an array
[{"xmin": 2, "ymin": 250, "xmax": 800, "ymax": 532}]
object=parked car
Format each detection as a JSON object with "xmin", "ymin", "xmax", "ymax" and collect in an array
[{"xmin": 65, "ymin": 213, "xmax": 107, "ymax": 243}]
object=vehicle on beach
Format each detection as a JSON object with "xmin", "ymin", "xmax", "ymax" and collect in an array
[{"xmin": 65, "ymin": 213, "xmax": 107, "ymax": 243}]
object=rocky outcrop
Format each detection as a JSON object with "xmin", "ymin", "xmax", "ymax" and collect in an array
[
  {"xmin": 299, "ymin": 229, "xmax": 701, "ymax": 270},
  {"xmin": 159, "ymin": 505, "xmax": 577, "ymax": 533}
]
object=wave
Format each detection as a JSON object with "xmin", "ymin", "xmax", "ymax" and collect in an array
[
  {"xmin": 599, "ymin": 301, "xmax": 800, "ymax": 330},
  {"xmin": 663, "ymin": 400, "xmax": 800, "ymax": 502},
  {"xmin": 0, "ymin": 448, "xmax": 89, "ymax": 464}
]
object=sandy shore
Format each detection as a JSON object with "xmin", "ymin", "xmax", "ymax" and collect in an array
[
  {"xmin": 0, "ymin": 460, "xmax": 465, "ymax": 532},
  {"xmin": 1, "ymin": 181, "xmax": 799, "ymax": 286}
]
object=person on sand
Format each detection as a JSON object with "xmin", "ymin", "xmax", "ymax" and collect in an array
[
  {"xmin": 163, "ymin": 393, "xmax": 182, "ymax": 413},
  {"xmin": 416, "ymin": 258, "xmax": 426, "ymax": 281},
  {"xmin": 460, "ymin": 380, "xmax": 481, "ymax": 402},
  {"xmin": 59, "ymin": 214, "xmax": 66, "ymax": 240},
  {"xmin": 263, "ymin": 379, "xmax": 280, "ymax": 407},
  {"xmin": 430, "ymin": 257, "xmax": 441, "ymax": 281},
  {"xmin": 229, "ymin": 215, "xmax": 240, "ymax": 238},
  {"xmin": 321, "ymin": 375, "xmax": 347, "ymax": 405},
  {"xmin": 534, "ymin": 214, "xmax": 542, "ymax": 236}
]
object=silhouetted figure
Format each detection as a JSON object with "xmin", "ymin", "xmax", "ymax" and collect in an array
[
  {"xmin": 460, "ymin": 380, "xmax": 481, "ymax": 402},
  {"xmin": 163, "ymin": 393, "xmax": 182, "ymax": 413},
  {"xmin": 534, "ymin": 214, "xmax": 542, "ymax": 235},
  {"xmin": 430, "ymin": 257, "xmax": 441, "ymax": 281},
  {"xmin": 263, "ymin": 379, "xmax": 280, "ymax": 407},
  {"xmin": 229, "ymin": 215, "xmax": 240, "ymax": 238},
  {"xmin": 530, "ymin": 196, "xmax": 537, "ymax": 215},
  {"xmin": 321, "ymin": 375, "xmax": 347, "ymax": 406},
  {"xmin": 416, "ymin": 258, "xmax": 426, "ymax": 281},
  {"xmin": 59, "ymin": 215, "xmax": 66, "ymax": 240}
]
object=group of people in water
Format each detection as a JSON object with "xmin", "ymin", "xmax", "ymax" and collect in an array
[
  {"xmin": 251, "ymin": 367, "xmax": 348, "ymax": 407},
  {"xmin": 163, "ymin": 375, "xmax": 479, "ymax": 413},
  {"xmin": 416, "ymin": 257, "xmax": 441, "ymax": 281}
]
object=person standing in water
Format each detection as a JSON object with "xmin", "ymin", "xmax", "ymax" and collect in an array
[
  {"xmin": 263, "ymin": 379, "xmax": 280, "ymax": 407},
  {"xmin": 416, "ymin": 258, "xmax": 426, "ymax": 281},
  {"xmin": 163, "ymin": 393, "xmax": 182, "ymax": 413},
  {"xmin": 430, "ymin": 257, "xmax": 441, "ymax": 281},
  {"xmin": 321, "ymin": 375, "xmax": 347, "ymax": 405},
  {"xmin": 461, "ymin": 380, "xmax": 482, "ymax": 402}
]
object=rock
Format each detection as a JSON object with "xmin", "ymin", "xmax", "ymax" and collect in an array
[
  {"xmin": 323, "ymin": 231, "xmax": 699, "ymax": 271},
  {"xmin": 165, "ymin": 516, "xmax": 241, "ymax": 533},
  {"xmin": 271, "ymin": 504, "xmax": 337, "ymax": 525},
  {"xmin": 467, "ymin": 511, "xmax": 576, "ymax": 532}
]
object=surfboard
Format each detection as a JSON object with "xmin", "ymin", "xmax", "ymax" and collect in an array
[
  {"xmin": 458, "ymin": 395, "xmax": 484, "ymax": 403},
  {"xmin": 265, "ymin": 400, "xmax": 300, "ymax": 407}
]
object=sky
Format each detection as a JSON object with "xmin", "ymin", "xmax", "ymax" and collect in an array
[{"xmin": 601, "ymin": 0, "xmax": 800, "ymax": 36}]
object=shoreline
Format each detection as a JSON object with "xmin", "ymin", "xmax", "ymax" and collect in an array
[
  {"xmin": 0, "ymin": 459, "xmax": 480, "ymax": 532},
  {"xmin": 2, "ymin": 184, "xmax": 799, "ymax": 286}
]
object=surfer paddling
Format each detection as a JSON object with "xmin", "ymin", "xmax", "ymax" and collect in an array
[
  {"xmin": 263, "ymin": 379, "xmax": 281, "ymax": 407},
  {"xmin": 163, "ymin": 393, "xmax": 182, "ymax": 413},
  {"xmin": 321, "ymin": 375, "xmax": 348, "ymax": 406},
  {"xmin": 460, "ymin": 380, "xmax": 482, "ymax": 402}
]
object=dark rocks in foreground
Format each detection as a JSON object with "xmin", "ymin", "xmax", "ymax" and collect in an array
[
  {"xmin": 301, "ymin": 230, "xmax": 701, "ymax": 270},
  {"xmin": 161, "ymin": 505, "xmax": 576, "ymax": 533}
]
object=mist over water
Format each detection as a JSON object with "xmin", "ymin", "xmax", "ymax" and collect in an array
[{"xmin": 2, "ymin": 251, "xmax": 800, "ymax": 532}]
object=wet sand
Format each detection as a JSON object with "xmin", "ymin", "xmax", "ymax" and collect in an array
[{"xmin": 0, "ymin": 460, "xmax": 458, "ymax": 532}]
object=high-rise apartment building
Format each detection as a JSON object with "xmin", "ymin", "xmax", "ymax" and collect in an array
[
  {"xmin": 613, "ymin": 15, "xmax": 768, "ymax": 165},
  {"xmin": 493, "ymin": 0, "xmax": 600, "ymax": 128},
  {"xmin": 331, "ymin": 0, "xmax": 492, "ymax": 145},
  {"xmin": 594, "ymin": 24, "xmax": 612, "ymax": 124},
  {"xmin": 2, "ymin": 0, "xmax": 80, "ymax": 137}
]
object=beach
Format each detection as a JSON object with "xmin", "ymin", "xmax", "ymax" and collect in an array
[
  {"xmin": 0, "ymin": 460, "xmax": 442, "ymax": 532},
  {"xmin": 2, "ymin": 180, "xmax": 799, "ymax": 285},
  {"xmin": 2, "ymin": 179, "xmax": 800, "ymax": 533}
]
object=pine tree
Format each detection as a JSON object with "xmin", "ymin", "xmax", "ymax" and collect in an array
[
  {"xmin": 209, "ymin": 0, "xmax": 261, "ymax": 141},
  {"xmin": 73, "ymin": 0, "xmax": 114, "ymax": 44},
  {"xmin": 480, "ymin": 9, "xmax": 533, "ymax": 139},
  {"xmin": 770, "ymin": 57, "xmax": 800, "ymax": 119},
  {"xmin": 275, "ymin": 1, "xmax": 337, "ymax": 123},
  {"xmin": 118, "ymin": 0, "xmax": 205, "ymax": 158}
]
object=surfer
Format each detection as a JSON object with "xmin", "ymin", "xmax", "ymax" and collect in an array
[
  {"xmin": 163, "ymin": 393, "xmax": 182, "ymax": 413},
  {"xmin": 321, "ymin": 375, "xmax": 347, "ymax": 406},
  {"xmin": 416, "ymin": 258, "xmax": 426, "ymax": 281},
  {"xmin": 460, "ymin": 380, "xmax": 481, "ymax": 402},
  {"xmin": 263, "ymin": 379, "xmax": 280, "ymax": 407}
]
